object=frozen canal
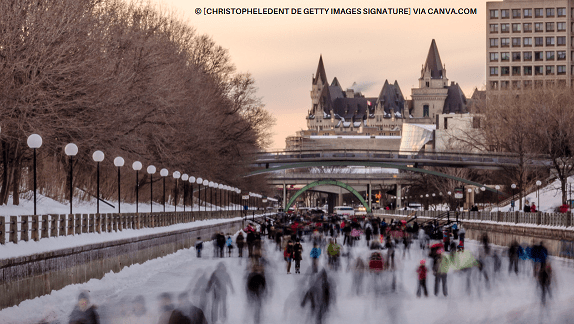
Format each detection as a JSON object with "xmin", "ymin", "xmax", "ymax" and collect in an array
[{"xmin": 2, "ymin": 232, "xmax": 574, "ymax": 324}]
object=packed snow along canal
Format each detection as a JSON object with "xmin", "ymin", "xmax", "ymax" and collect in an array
[{"xmin": 2, "ymin": 227, "xmax": 574, "ymax": 324}]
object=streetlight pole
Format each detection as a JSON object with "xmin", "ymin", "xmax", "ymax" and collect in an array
[
  {"xmin": 173, "ymin": 171, "xmax": 181, "ymax": 212},
  {"xmin": 133, "ymin": 162, "xmax": 142, "ymax": 213},
  {"xmin": 495, "ymin": 185, "xmax": 500, "ymax": 212},
  {"xmin": 27, "ymin": 134, "xmax": 42, "ymax": 215},
  {"xmin": 480, "ymin": 187, "xmax": 486, "ymax": 210},
  {"xmin": 147, "ymin": 165, "xmax": 156, "ymax": 212},
  {"xmin": 92, "ymin": 151, "xmax": 105, "ymax": 214},
  {"xmin": 196, "ymin": 177, "xmax": 203, "ymax": 211},
  {"xmin": 181, "ymin": 174, "xmax": 189, "ymax": 212},
  {"xmin": 114, "ymin": 157, "xmax": 124, "ymax": 213},
  {"xmin": 536, "ymin": 180, "xmax": 542, "ymax": 211},
  {"xmin": 511, "ymin": 184, "xmax": 517, "ymax": 211},
  {"xmin": 160, "ymin": 169, "xmax": 168, "ymax": 212},
  {"xmin": 64, "ymin": 143, "xmax": 78, "ymax": 215},
  {"xmin": 189, "ymin": 177, "xmax": 196, "ymax": 211},
  {"xmin": 202, "ymin": 179, "xmax": 209, "ymax": 212}
]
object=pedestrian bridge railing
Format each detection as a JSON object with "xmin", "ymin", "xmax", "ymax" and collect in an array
[
  {"xmin": 0, "ymin": 210, "xmax": 265, "ymax": 245},
  {"xmin": 373, "ymin": 209, "xmax": 573, "ymax": 228}
]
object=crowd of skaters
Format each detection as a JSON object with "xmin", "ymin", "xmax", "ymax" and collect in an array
[{"xmin": 46, "ymin": 210, "xmax": 561, "ymax": 324}]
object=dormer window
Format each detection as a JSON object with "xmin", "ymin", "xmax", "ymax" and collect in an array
[{"xmin": 426, "ymin": 81, "xmax": 429, "ymax": 87}]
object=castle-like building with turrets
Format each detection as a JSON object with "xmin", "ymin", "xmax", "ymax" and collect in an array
[{"xmin": 286, "ymin": 39, "xmax": 483, "ymax": 152}]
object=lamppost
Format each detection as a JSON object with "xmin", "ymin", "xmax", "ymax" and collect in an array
[
  {"xmin": 160, "ymin": 168, "xmax": 168, "ymax": 212},
  {"xmin": 27, "ymin": 134, "xmax": 42, "ymax": 215},
  {"xmin": 173, "ymin": 171, "xmax": 181, "ymax": 212},
  {"xmin": 218, "ymin": 184, "xmax": 223, "ymax": 211},
  {"xmin": 181, "ymin": 174, "xmax": 189, "ymax": 212},
  {"xmin": 536, "ymin": 180, "xmax": 542, "ymax": 211},
  {"xmin": 467, "ymin": 188, "xmax": 473, "ymax": 211},
  {"xmin": 480, "ymin": 186, "xmax": 486, "ymax": 209},
  {"xmin": 425, "ymin": 194, "xmax": 429, "ymax": 211},
  {"xmin": 196, "ymin": 177, "xmax": 203, "ymax": 211},
  {"xmin": 189, "ymin": 176, "xmax": 195, "ymax": 211},
  {"xmin": 495, "ymin": 185, "xmax": 500, "ymax": 212},
  {"xmin": 208, "ymin": 181, "xmax": 214, "ymax": 211},
  {"xmin": 511, "ymin": 183, "xmax": 517, "ymax": 211},
  {"xmin": 203, "ymin": 179, "xmax": 209, "ymax": 212},
  {"xmin": 64, "ymin": 143, "xmax": 78, "ymax": 215},
  {"xmin": 147, "ymin": 165, "xmax": 156, "ymax": 212},
  {"xmin": 92, "ymin": 151, "xmax": 105, "ymax": 214},
  {"xmin": 114, "ymin": 157, "xmax": 124, "ymax": 213},
  {"xmin": 132, "ymin": 161, "xmax": 142, "ymax": 213},
  {"xmin": 447, "ymin": 191, "xmax": 452, "ymax": 212}
]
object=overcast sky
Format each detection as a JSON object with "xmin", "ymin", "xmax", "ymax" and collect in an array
[{"xmin": 157, "ymin": 0, "xmax": 489, "ymax": 150}]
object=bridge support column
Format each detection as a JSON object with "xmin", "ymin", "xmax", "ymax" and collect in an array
[
  {"xmin": 396, "ymin": 183, "xmax": 402, "ymax": 209},
  {"xmin": 368, "ymin": 183, "xmax": 372, "ymax": 211},
  {"xmin": 338, "ymin": 187, "xmax": 343, "ymax": 206},
  {"xmin": 282, "ymin": 182, "xmax": 286, "ymax": 210}
]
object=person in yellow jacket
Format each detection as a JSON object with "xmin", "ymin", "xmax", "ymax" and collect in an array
[{"xmin": 433, "ymin": 249, "xmax": 451, "ymax": 296}]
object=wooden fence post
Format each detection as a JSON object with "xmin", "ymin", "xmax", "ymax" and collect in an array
[
  {"xmin": 74, "ymin": 214, "xmax": 81, "ymax": 235},
  {"xmin": 113, "ymin": 214, "xmax": 118, "ymax": 232},
  {"xmin": 107, "ymin": 213, "xmax": 112, "ymax": 232},
  {"xmin": 9, "ymin": 216, "xmax": 17, "ymax": 243},
  {"xmin": 49, "ymin": 215, "xmax": 57, "ymax": 237},
  {"xmin": 40, "ymin": 215, "xmax": 49, "ymax": 239},
  {"xmin": 21, "ymin": 216, "xmax": 29, "ymax": 242},
  {"xmin": 59, "ymin": 215, "xmax": 67, "ymax": 236},
  {"xmin": 31, "ymin": 215, "xmax": 39, "ymax": 241},
  {"xmin": 0, "ymin": 216, "xmax": 4, "ymax": 244},
  {"xmin": 82, "ymin": 214, "xmax": 88, "ymax": 233},
  {"xmin": 89, "ymin": 214, "xmax": 95, "ymax": 233}
]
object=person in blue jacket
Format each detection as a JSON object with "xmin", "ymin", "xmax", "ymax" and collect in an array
[{"xmin": 310, "ymin": 242, "xmax": 322, "ymax": 273}]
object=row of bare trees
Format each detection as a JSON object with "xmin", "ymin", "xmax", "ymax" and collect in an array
[{"xmin": 0, "ymin": 0, "xmax": 275, "ymax": 207}]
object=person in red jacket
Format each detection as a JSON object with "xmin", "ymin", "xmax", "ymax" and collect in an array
[
  {"xmin": 416, "ymin": 260, "xmax": 428, "ymax": 297},
  {"xmin": 284, "ymin": 240, "xmax": 294, "ymax": 274}
]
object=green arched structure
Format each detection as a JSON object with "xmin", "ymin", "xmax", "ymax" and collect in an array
[
  {"xmin": 248, "ymin": 161, "xmax": 508, "ymax": 196},
  {"xmin": 286, "ymin": 179, "xmax": 371, "ymax": 213}
]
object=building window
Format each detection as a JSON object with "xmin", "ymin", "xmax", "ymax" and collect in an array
[
  {"xmin": 546, "ymin": 8, "xmax": 555, "ymax": 18},
  {"xmin": 557, "ymin": 36, "xmax": 566, "ymax": 46},
  {"xmin": 490, "ymin": 38, "xmax": 499, "ymax": 47},
  {"xmin": 490, "ymin": 67, "xmax": 499, "ymax": 76},
  {"xmin": 524, "ymin": 9, "xmax": 532, "ymax": 18},
  {"xmin": 512, "ymin": 38, "xmax": 521, "ymax": 47},
  {"xmin": 512, "ymin": 52, "xmax": 521, "ymax": 61},
  {"xmin": 501, "ymin": 52, "xmax": 510, "ymax": 61},
  {"xmin": 557, "ymin": 7, "xmax": 566, "ymax": 17},
  {"xmin": 557, "ymin": 51, "xmax": 566, "ymax": 60},
  {"xmin": 535, "ymin": 37, "xmax": 544, "ymax": 46},
  {"xmin": 512, "ymin": 81, "xmax": 521, "ymax": 89},
  {"xmin": 535, "ymin": 23, "xmax": 543, "ymax": 32},
  {"xmin": 558, "ymin": 65, "xmax": 566, "ymax": 75},
  {"xmin": 524, "ymin": 80, "xmax": 532, "ymax": 89},
  {"xmin": 546, "ymin": 65, "xmax": 555, "ymax": 75},
  {"xmin": 535, "ymin": 51, "xmax": 543, "ymax": 61},
  {"xmin": 546, "ymin": 37, "xmax": 555, "ymax": 46},
  {"xmin": 501, "ymin": 9, "xmax": 510, "ymax": 18},
  {"xmin": 423, "ymin": 105, "xmax": 429, "ymax": 117},
  {"xmin": 512, "ymin": 66, "xmax": 521, "ymax": 76},
  {"xmin": 523, "ymin": 51, "xmax": 532, "ymax": 61},
  {"xmin": 546, "ymin": 51, "xmax": 555, "ymax": 60},
  {"xmin": 546, "ymin": 22, "xmax": 554, "ymax": 32},
  {"xmin": 557, "ymin": 22, "xmax": 566, "ymax": 31},
  {"xmin": 501, "ymin": 81, "xmax": 509, "ymax": 89},
  {"xmin": 534, "ymin": 8, "xmax": 543, "ymax": 18},
  {"xmin": 501, "ymin": 66, "xmax": 510, "ymax": 76},
  {"xmin": 512, "ymin": 23, "xmax": 521, "ymax": 32},
  {"xmin": 490, "ymin": 52, "xmax": 499, "ymax": 61},
  {"xmin": 490, "ymin": 81, "xmax": 499, "ymax": 90},
  {"xmin": 523, "ymin": 37, "xmax": 532, "ymax": 46},
  {"xmin": 524, "ymin": 66, "xmax": 532, "ymax": 75},
  {"xmin": 535, "ymin": 66, "xmax": 544, "ymax": 75},
  {"xmin": 490, "ymin": 24, "xmax": 499, "ymax": 33},
  {"xmin": 501, "ymin": 38, "xmax": 510, "ymax": 47},
  {"xmin": 490, "ymin": 9, "xmax": 499, "ymax": 19},
  {"xmin": 512, "ymin": 9, "xmax": 521, "ymax": 18},
  {"xmin": 501, "ymin": 23, "xmax": 510, "ymax": 33},
  {"xmin": 535, "ymin": 80, "xmax": 544, "ymax": 88}
]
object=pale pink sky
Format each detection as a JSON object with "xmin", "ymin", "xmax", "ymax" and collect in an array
[{"xmin": 159, "ymin": 0, "xmax": 489, "ymax": 150}]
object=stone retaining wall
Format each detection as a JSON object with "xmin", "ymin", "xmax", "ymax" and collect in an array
[{"xmin": 0, "ymin": 219, "xmax": 249, "ymax": 310}]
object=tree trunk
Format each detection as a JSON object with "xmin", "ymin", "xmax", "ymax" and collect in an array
[
  {"xmin": 11, "ymin": 144, "xmax": 22, "ymax": 206},
  {"xmin": 0, "ymin": 141, "xmax": 8, "ymax": 205}
]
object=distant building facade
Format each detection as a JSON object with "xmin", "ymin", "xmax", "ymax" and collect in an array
[
  {"xmin": 486, "ymin": 0, "xmax": 574, "ymax": 91},
  {"xmin": 286, "ymin": 40, "xmax": 471, "ymax": 151}
]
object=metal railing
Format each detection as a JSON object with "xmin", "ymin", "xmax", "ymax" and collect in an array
[
  {"xmin": 0, "ymin": 210, "xmax": 265, "ymax": 245},
  {"xmin": 373, "ymin": 209, "xmax": 573, "ymax": 228}
]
